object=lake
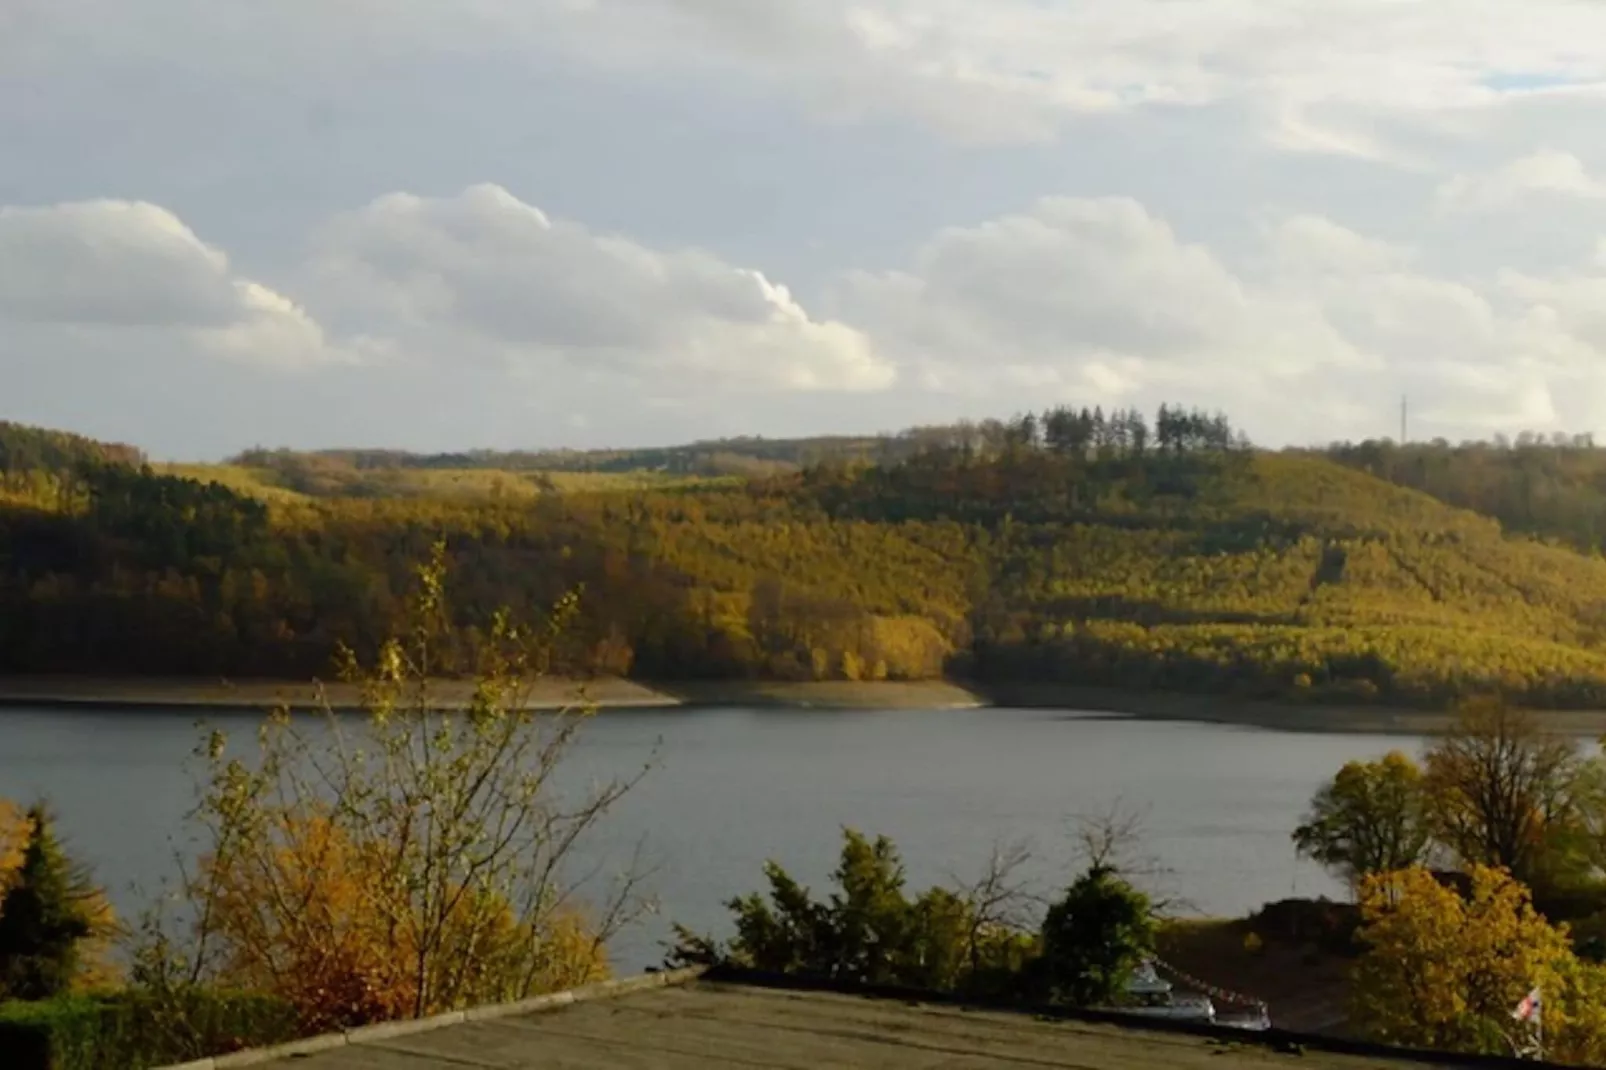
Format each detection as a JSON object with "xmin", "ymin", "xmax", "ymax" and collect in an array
[{"xmin": 0, "ymin": 704, "xmax": 1422, "ymax": 970}]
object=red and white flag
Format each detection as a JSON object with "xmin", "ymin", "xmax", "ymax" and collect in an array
[{"xmin": 1512, "ymin": 987, "xmax": 1542, "ymax": 1023}]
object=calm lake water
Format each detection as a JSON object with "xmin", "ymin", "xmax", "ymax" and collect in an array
[{"xmin": 0, "ymin": 704, "xmax": 1424, "ymax": 970}]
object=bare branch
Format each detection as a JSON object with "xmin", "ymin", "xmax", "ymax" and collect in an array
[{"xmin": 1068, "ymin": 799, "xmax": 1192, "ymax": 916}]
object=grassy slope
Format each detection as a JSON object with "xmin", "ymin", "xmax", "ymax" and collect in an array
[{"xmin": 156, "ymin": 463, "xmax": 313, "ymax": 504}]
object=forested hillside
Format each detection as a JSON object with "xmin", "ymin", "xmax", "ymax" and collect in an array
[
  {"xmin": 0, "ymin": 422, "xmax": 145, "ymax": 507},
  {"xmin": 225, "ymin": 421, "xmax": 1606, "ymax": 557},
  {"xmin": 1321, "ymin": 436, "xmax": 1606, "ymax": 554},
  {"xmin": 8, "ymin": 409, "xmax": 1606, "ymax": 710}
]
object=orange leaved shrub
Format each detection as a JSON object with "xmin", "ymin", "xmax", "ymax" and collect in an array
[{"xmin": 203, "ymin": 811, "xmax": 606, "ymax": 1033}]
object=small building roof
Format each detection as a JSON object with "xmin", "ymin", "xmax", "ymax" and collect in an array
[{"xmin": 233, "ymin": 978, "xmax": 1484, "ymax": 1069}]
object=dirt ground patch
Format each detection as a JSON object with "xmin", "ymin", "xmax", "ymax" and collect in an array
[{"xmin": 1159, "ymin": 918, "xmax": 1355, "ymax": 1037}]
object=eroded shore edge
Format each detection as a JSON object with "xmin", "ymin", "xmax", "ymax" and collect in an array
[{"xmin": 7, "ymin": 675, "xmax": 1606, "ymax": 736}]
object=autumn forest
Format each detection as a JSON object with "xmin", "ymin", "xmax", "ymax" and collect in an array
[{"xmin": 8, "ymin": 407, "xmax": 1606, "ymax": 710}]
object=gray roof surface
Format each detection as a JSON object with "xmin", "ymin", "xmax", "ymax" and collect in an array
[{"xmin": 258, "ymin": 980, "xmax": 1463, "ymax": 1069}]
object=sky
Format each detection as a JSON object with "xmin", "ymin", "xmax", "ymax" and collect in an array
[{"xmin": 7, "ymin": 2, "xmax": 1606, "ymax": 459}]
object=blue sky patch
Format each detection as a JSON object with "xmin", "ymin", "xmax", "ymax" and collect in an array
[{"xmin": 1482, "ymin": 71, "xmax": 1586, "ymax": 92}]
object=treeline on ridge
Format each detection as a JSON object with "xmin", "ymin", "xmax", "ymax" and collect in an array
[
  {"xmin": 1319, "ymin": 434, "xmax": 1606, "ymax": 554},
  {"xmin": 9, "ymin": 405, "xmax": 1606, "ymax": 710},
  {"xmin": 222, "ymin": 410, "xmax": 1606, "ymax": 561},
  {"xmin": 0, "ymin": 422, "xmax": 145, "ymax": 505}
]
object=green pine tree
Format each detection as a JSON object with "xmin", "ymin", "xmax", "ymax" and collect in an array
[
  {"xmin": 0, "ymin": 804, "xmax": 96, "ymax": 999},
  {"xmin": 1036, "ymin": 865, "xmax": 1156, "ymax": 1007}
]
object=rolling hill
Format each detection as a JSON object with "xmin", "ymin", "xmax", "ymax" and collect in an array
[{"xmin": 6, "ymin": 410, "xmax": 1606, "ymax": 710}]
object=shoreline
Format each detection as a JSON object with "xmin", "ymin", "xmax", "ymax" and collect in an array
[
  {"xmin": 5, "ymin": 675, "xmax": 1606, "ymax": 736},
  {"xmin": 0, "ymin": 675, "xmax": 679, "ymax": 714}
]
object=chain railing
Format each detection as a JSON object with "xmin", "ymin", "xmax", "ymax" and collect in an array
[{"xmin": 1148, "ymin": 955, "xmax": 1271, "ymax": 1019}]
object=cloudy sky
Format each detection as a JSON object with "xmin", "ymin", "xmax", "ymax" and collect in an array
[{"xmin": 7, "ymin": 1, "xmax": 1606, "ymax": 458}]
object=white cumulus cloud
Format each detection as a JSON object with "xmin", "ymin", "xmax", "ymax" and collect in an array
[
  {"xmin": 0, "ymin": 199, "xmax": 332, "ymax": 368},
  {"xmin": 303, "ymin": 183, "xmax": 892, "ymax": 392},
  {"xmin": 14, "ymin": 184, "xmax": 1606, "ymax": 453},
  {"xmin": 1435, "ymin": 150, "xmax": 1606, "ymax": 213},
  {"xmin": 535, "ymin": 0, "xmax": 1606, "ymax": 152},
  {"xmin": 15, "ymin": 1, "xmax": 1606, "ymax": 153},
  {"xmin": 834, "ymin": 197, "xmax": 1365, "ymax": 433},
  {"xmin": 832, "ymin": 195, "xmax": 1606, "ymax": 445}
]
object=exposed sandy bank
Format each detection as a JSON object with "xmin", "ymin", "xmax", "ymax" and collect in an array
[
  {"xmin": 646, "ymin": 678, "xmax": 985, "ymax": 710},
  {"xmin": 6, "ymin": 675, "xmax": 1606, "ymax": 736},
  {"xmin": 976, "ymin": 682, "xmax": 1606, "ymax": 737},
  {"xmin": 0, "ymin": 675, "xmax": 676, "ymax": 712},
  {"xmin": 0, "ymin": 676, "xmax": 982, "ymax": 714}
]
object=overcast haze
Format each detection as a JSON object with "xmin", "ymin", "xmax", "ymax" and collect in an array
[{"xmin": 7, "ymin": 1, "xmax": 1606, "ymax": 459}]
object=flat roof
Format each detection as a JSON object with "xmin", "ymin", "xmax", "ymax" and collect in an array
[{"xmin": 259, "ymin": 980, "xmax": 1462, "ymax": 1069}]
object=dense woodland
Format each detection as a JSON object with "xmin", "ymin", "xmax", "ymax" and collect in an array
[
  {"xmin": 10, "ymin": 408, "xmax": 1606, "ymax": 709},
  {"xmin": 1319, "ymin": 435, "xmax": 1606, "ymax": 553}
]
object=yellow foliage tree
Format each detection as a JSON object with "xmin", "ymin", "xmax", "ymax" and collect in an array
[
  {"xmin": 70, "ymin": 888, "xmax": 122, "ymax": 993},
  {"xmin": 203, "ymin": 812, "xmax": 413, "ymax": 1030},
  {"xmin": 1293, "ymin": 751, "xmax": 1430, "ymax": 894},
  {"xmin": 136, "ymin": 544, "xmax": 644, "ymax": 1033},
  {"xmin": 1353, "ymin": 865, "xmax": 1606, "ymax": 1061}
]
